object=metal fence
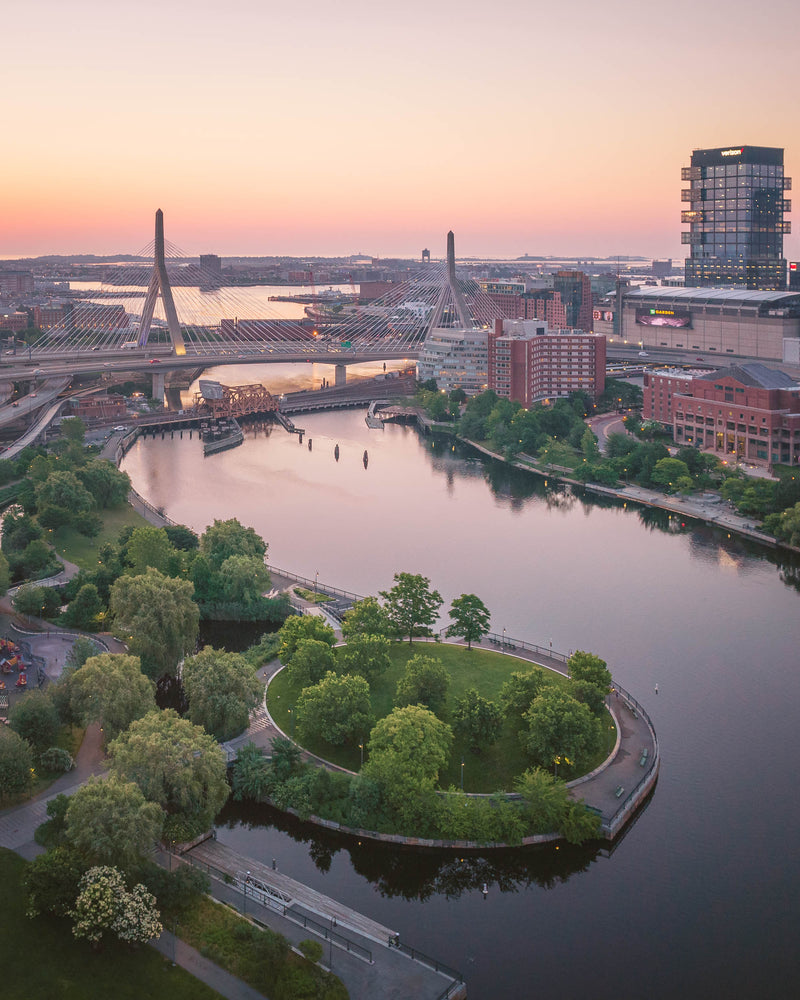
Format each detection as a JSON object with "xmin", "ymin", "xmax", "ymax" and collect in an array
[
  {"xmin": 266, "ymin": 565, "xmax": 364, "ymax": 604},
  {"xmin": 180, "ymin": 851, "xmax": 373, "ymax": 964},
  {"xmin": 394, "ymin": 940, "xmax": 464, "ymax": 987}
]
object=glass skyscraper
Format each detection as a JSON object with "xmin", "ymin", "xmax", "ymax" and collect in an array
[{"xmin": 682, "ymin": 145, "xmax": 791, "ymax": 290}]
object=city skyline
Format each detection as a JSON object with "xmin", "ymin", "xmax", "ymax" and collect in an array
[{"xmin": 3, "ymin": 0, "xmax": 798, "ymax": 263}]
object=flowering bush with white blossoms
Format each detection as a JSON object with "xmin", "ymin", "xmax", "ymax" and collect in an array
[{"xmin": 71, "ymin": 866, "xmax": 162, "ymax": 946}]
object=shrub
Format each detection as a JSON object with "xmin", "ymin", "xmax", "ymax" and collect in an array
[{"xmin": 298, "ymin": 939, "xmax": 323, "ymax": 963}]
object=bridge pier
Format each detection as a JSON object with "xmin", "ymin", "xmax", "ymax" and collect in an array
[
  {"xmin": 151, "ymin": 371, "xmax": 165, "ymax": 401},
  {"xmin": 334, "ymin": 363, "xmax": 347, "ymax": 387}
]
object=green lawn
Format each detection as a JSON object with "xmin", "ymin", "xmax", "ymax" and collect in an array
[
  {"xmin": 0, "ymin": 848, "xmax": 221, "ymax": 1000},
  {"xmin": 52, "ymin": 504, "xmax": 149, "ymax": 570},
  {"xmin": 267, "ymin": 641, "xmax": 616, "ymax": 793}
]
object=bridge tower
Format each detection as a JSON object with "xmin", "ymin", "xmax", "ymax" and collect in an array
[
  {"xmin": 138, "ymin": 209, "xmax": 187, "ymax": 356},
  {"xmin": 428, "ymin": 231, "xmax": 473, "ymax": 330}
]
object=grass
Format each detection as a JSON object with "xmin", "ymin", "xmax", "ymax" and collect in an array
[
  {"xmin": 179, "ymin": 894, "xmax": 347, "ymax": 1000},
  {"xmin": 0, "ymin": 848, "xmax": 221, "ymax": 1000},
  {"xmin": 292, "ymin": 586, "xmax": 333, "ymax": 604},
  {"xmin": 51, "ymin": 504, "xmax": 149, "ymax": 570},
  {"xmin": 267, "ymin": 641, "xmax": 615, "ymax": 793}
]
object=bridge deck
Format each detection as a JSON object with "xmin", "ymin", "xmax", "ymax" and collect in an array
[{"xmin": 186, "ymin": 838, "xmax": 397, "ymax": 946}]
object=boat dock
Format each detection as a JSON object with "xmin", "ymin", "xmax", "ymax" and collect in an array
[
  {"xmin": 186, "ymin": 838, "xmax": 397, "ymax": 948},
  {"xmin": 180, "ymin": 837, "xmax": 465, "ymax": 998}
]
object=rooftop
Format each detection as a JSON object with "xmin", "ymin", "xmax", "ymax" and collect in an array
[
  {"xmin": 696, "ymin": 362, "xmax": 798, "ymax": 390},
  {"xmin": 624, "ymin": 287, "xmax": 800, "ymax": 307}
]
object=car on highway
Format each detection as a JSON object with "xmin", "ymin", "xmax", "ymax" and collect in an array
[
  {"xmin": 149, "ymin": 358, "xmax": 161, "ymax": 364},
  {"xmin": 638, "ymin": 351, "xmax": 648, "ymax": 357}
]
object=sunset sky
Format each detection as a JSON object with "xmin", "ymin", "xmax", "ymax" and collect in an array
[{"xmin": 4, "ymin": 0, "xmax": 799, "ymax": 262}]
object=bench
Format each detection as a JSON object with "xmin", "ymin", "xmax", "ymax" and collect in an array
[
  {"xmin": 615, "ymin": 785, "xmax": 625, "ymax": 799},
  {"xmin": 639, "ymin": 749, "xmax": 649, "ymax": 767}
]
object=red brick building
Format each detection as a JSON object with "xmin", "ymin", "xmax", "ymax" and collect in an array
[
  {"xmin": 488, "ymin": 319, "xmax": 606, "ymax": 407},
  {"xmin": 643, "ymin": 363, "xmax": 800, "ymax": 467}
]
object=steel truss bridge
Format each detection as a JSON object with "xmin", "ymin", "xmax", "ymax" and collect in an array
[{"xmin": 2, "ymin": 211, "xmax": 504, "ymax": 391}]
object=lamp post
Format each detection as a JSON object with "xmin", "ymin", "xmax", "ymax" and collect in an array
[
  {"xmin": 314, "ymin": 569, "xmax": 319, "ymax": 601},
  {"xmin": 502, "ymin": 627, "xmax": 506, "ymax": 652},
  {"xmin": 460, "ymin": 758, "xmax": 464, "ymax": 791},
  {"xmin": 359, "ymin": 742, "xmax": 364, "ymax": 769},
  {"xmin": 244, "ymin": 870, "xmax": 250, "ymax": 915}
]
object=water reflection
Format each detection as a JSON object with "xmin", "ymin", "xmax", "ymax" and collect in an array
[{"xmin": 216, "ymin": 798, "xmax": 613, "ymax": 902}]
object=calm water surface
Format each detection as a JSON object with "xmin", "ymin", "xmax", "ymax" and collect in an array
[{"xmin": 122, "ymin": 402, "xmax": 800, "ymax": 999}]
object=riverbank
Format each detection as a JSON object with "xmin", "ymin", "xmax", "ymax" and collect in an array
[{"xmin": 453, "ymin": 436, "xmax": 787, "ymax": 551}]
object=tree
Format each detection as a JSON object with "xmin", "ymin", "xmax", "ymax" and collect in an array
[
  {"xmin": 125, "ymin": 526, "xmax": 179, "ymax": 576},
  {"xmin": 365, "ymin": 705, "xmax": 452, "ymax": 816},
  {"xmin": 651, "ymin": 457, "xmax": 691, "ymax": 491},
  {"xmin": 164, "ymin": 524, "xmax": 199, "ymax": 551},
  {"xmin": 69, "ymin": 653, "xmax": 155, "ymax": 743},
  {"xmin": 63, "ymin": 583, "xmax": 102, "ymax": 630},
  {"xmin": 109, "ymin": 568, "xmax": 199, "ymax": 679},
  {"xmin": 451, "ymin": 688, "xmax": 503, "ymax": 753},
  {"xmin": 217, "ymin": 553, "xmax": 272, "ymax": 617},
  {"xmin": 66, "ymin": 777, "xmax": 164, "ymax": 869},
  {"xmin": 571, "ymin": 679, "xmax": 608, "ymax": 716},
  {"xmin": 200, "ymin": 517, "xmax": 267, "ymax": 570},
  {"xmin": 338, "ymin": 633, "xmax": 391, "ymax": 681},
  {"xmin": 9, "ymin": 689, "xmax": 59, "ymax": 752},
  {"xmin": 514, "ymin": 767, "xmax": 571, "ymax": 832},
  {"xmin": 445, "ymin": 593, "xmax": 491, "ymax": 650},
  {"xmin": 109, "ymin": 709, "xmax": 228, "ymax": 840},
  {"xmin": 341, "ymin": 596, "xmax": 392, "ymax": 638},
  {"xmin": 76, "ymin": 459, "xmax": 130, "ymax": 509},
  {"xmin": 60, "ymin": 415, "xmax": 86, "ymax": 446},
  {"xmin": 394, "ymin": 654, "xmax": 450, "ymax": 716},
  {"xmin": 500, "ymin": 669, "xmax": 546, "ymax": 719},
  {"xmin": 231, "ymin": 742, "xmax": 274, "ymax": 801},
  {"xmin": 296, "ymin": 671, "xmax": 374, "ymax": 746},
  {"xmin": 270, "ymin": 736, "xmax": 301, "ymax": 781},
  {"xmin": 0, "ymin": 726, "xmax": 34, "ymax": 799},
  {"xmin": 182, "ymin": 646, "xmax": 262, "ymax": 741},
  {"xmin": 286, "ymin": 638, "xmax": 336, "ymax": 687},
  {"xmin": 70, "ymin": 866, "xmax": 162, "ymax": 947},
  {"xmin": 568, "ymin": 650, "xmax": 612, "ymax": 694},
  {"xmin": 380, "ymin": 572, "xmax": 443, "ymax": 644},
  {"xmin": 278, "ymin": 614, "xmax": 336, "ymax": 663},
  {"xmin": 523, "ymin": 687, "xmax": 599, "ymax": 768},
  {"xmin": 13, "ymin": 584, "xmax": 60, "ymax": 619},
  {"xmin": 24, "ymin": 845, "xmax": 86, "ymax": 918},
  {"xmin": 35, "ymin": 470, "xmax": 94, "ymax": 528}
]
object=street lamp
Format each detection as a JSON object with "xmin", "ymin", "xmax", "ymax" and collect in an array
[
  {"xmin": 502, "ymin": 627, "xmax": 506, "ymax": 651},
  {"xmin": 244, "ymin": 870, "xmax": 250, "ymax": 914},
  {"xmin": 314, "ymin": 569, "xmax": 319, "ymax": 600},
  {"xmin": 460, "ymin": 758, "xmax": 464, "ymax": 791},
  {"xmin": 359, "ymin": 742, "xmax": 364, "ymax": 768}
]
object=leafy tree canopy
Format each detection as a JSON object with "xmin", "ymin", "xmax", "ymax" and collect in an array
[
  {"xmin": 182, "ymin": 645, "xmax": 262, "ymax": 742},
  {"xmin": 69, "ymin": 653, "xmax": 155, "ymax": 743},
  {"xmin": 341, "ymin": 595, "xmax": 392, "ymax": 638},
  {"xmin": 451, "ymin": 687, "xmax": 503, "ymax": 753},
  {"xmin": 278, "ymin": 613, "xmax": 336, "ymax": 663},
  {"xmin": 200, "ymin": 517, "xmax": 267, "ymax": 570},
  {"xmin": 109, "ymin": 709, "xmax": 228, "ymax": 841},
  {"xmin": 66, "ymin": 776, "xmax": 164, "ymax": 869},
  {"xmin": 9, "ymin": 688, "xmax": 59, "ymax": 752},
  {"xmin": 109, "ymin": 568, "xmax": 199, "ymax": 679},
  {"xmin": 338, "ymin": 632, "xmax": 391, "ymax": 681},
  {"xmin": 380, "ymin": 571, "xmax": 443, "ymax": 644},
  {"xmin": 297, "ymin": 671, "xmax": 373, "ymax": 747},
  {"xmin": 286, "ymin": 638, "xmax": 336, "ymax": 688},
  {"xmin": 445, "ymin": 593, "xmax": 491, "ymax": 650},
  {"xmin": 568, "ymin": 650, "xmax": 612, "ymax": 693},
  {"xmin": 365, "ymin": 704, "xmax": 453, "ymax": 798},
  {"xmin": 394, "ymin": 653, "xmax": 450, "ymax": 717}
]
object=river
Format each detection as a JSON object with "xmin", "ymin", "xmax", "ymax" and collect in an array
[{"xmin": 121, "ymin": 398, "xmax": 800, "ymax": 999}]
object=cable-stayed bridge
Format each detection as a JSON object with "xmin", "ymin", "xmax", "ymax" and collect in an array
[{"xmin": 3, "ymin": 212, "xmax": 504, "ymax": 393}]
